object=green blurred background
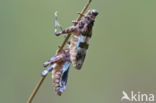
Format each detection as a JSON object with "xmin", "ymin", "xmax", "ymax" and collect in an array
[{"xmin": 0, "ymin": 0, "xmax": 156, "ymax": 103}]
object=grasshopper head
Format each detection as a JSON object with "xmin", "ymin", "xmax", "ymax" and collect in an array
[
  {"xmin": 87, "ymin": 9, "xmax": 99, "ymax": 17},
  {"xmin": 91, "ymin": 9, "xmax": 98, "ymax": 16}
]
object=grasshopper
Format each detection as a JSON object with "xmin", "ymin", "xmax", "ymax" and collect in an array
[
  {"xmin": 55, "ymin": 9, "xmax": 98, "ymax": 69},
  {"xmin": 41, "ymin": 13, "xmax": 71, "ymax": 95},
  {"xmin": 42, "ymin": 48, "xmax": 70, "ymax": 96}
]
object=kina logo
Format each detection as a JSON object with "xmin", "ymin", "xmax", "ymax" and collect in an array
[{"xmin": 121, "ymin": 90, "xmax": 155, "ymax": 102}]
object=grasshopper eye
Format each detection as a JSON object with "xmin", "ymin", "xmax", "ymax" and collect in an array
[{"xmin": 92, "ymin": 9, "xmax": 98, "ymax": 16}]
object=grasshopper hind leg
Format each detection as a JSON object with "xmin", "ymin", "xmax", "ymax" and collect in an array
[
  {"xmin": 56, "ymin": 65, "xmax": 70, "ymax": 96},
  {"xmin": 54, "ymin": 12, "xmax": 76, "ymax": 36},
  {"xmin": 54, "ymin": 11, "xmax": 66, "ymax": 37}
]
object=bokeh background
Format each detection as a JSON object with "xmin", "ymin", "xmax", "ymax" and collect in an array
[{"xmin": 0, "ymin": 0, "xmax": 156, "ymax": 103}]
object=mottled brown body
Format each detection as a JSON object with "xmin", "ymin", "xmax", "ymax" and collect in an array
[
  {"xmin": 69, "ymin": 32, "xmax": 80, "ymax": 68},
  {"xmin": 43, "ymin": 49, "xmax": 70, "ymax": 96},
  {"xmin": 51, "ymin": 62, "xmax": 64, "ymax": 96},
  {"xmin": 56, "ymin": 9, "xmax": 98, "ymax": 69}
]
